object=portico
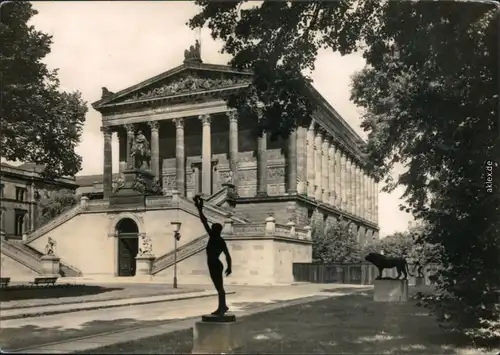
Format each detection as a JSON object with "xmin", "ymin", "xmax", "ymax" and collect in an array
[{"xmin": 91, "ymin": 44, "xmax": 379, "ymax": 240}]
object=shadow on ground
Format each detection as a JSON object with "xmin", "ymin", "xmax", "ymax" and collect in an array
[
  {"xmin": 0, "ymin": 318, "xmax": 169, "ymax": 351},
  {"xmin": 0, "ymin": 285, "xmax": 123, "ymax": 302},
  {"xmin": 80, "ymin": 291, "xmax": 488, "ymax": 355}
]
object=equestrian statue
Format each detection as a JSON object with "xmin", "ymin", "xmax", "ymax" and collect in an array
[{"xmin": 130, "ymin": 130, "xmax": 151, "ymax": 170}]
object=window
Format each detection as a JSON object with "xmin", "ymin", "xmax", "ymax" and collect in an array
[
  {"xmin": 14, "ymin": 210, "xmax": 26, "ymax": 236},
  {"xmin": 0, "ymin": 184, "xmax": 4, "ymax": 198},
  {"xmin": 15, "ymin": 187, "xmax": 26, "ymax": 201}
]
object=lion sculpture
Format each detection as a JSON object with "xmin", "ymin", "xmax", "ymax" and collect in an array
[{"xmin": 365, "ymin": 252, "xmax": 413, "ymax": 280}]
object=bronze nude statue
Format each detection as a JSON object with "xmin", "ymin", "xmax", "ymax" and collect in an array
[{"xmin": 194, "ymin": 195, "xmax": 232, "ymax": 316}]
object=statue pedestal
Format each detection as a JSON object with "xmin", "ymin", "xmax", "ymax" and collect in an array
[
  {"xmin": 222, "ymin": 183, "xmax": 238, "ymax": 199},
  {"xmin": 373, "ymin": 279, "xmax": 408, "ymax": 302},
  {"xmin": 110, "ymin": 169, "xmax": 158, "ymax": 206},
  {"xmin": 414, "ymin": 276, "xmax": 425, "ymax": 287},
  {"xmin": 135, "ymin": 254, "xmax": 155, "ymax": 276},
  {"xmin": 192, "ymin": 314, "xmax": 245, "ymax": 354},
  {"xmin": 41, "ymin": 255, "xmax": 61, "ymax": 277}
]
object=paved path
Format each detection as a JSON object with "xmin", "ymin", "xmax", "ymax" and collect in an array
[
  {"xmin": 0, "ymin": 290, "xmax": 221, "ymax": 320},
  {"xmin": 1, "ymin": 282, "xmax": 201, "ymax": 309},
  {"xmin": 0, "ymin": 284, "xmax": 370, "ymax": 353}
]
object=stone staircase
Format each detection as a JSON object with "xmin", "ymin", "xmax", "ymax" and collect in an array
[
  {"xmin": 1, "ymin": 239, "xmax": 82, "ymax": 277},
  {"xmin": 150, "ymin": 193, "xmax": 250, "ymax": 275},
  {"xmin": 25, "ymin": 202, "xmax": 84, "ymax": 244},
  {"xmin": 151, "ymin": 233, "xmax": 208, "ymax": 275},
  {"xmin": 206, "ymin": 187, "xmax": 228, "ymax": 206},
  {"xmin": 177, "ymin": 194, "xmax": 250, "ymax": 224},
  {"xmin": 1, "ymin": 239, "xmax": 42, "ymax": 274}
]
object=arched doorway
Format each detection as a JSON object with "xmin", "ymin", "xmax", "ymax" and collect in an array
[{"xmin": 116, "ymin": 218, "xmax": 139, "ymax": 277}]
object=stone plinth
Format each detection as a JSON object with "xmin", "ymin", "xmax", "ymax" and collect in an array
[
  {"xmin": 415, "ymin": 276, "xmax": 425, "ymax": 287},
  {"xmin": 222, "ymin": 183, "xmax": 238, "ymax": 199},
  {"xmin": 192, "ymin": 314, "xmax": 245, "ymax": 354},
  {"xmin": 109, "ymin": 169, "xmax": 158, "ymax": 206},
  {"xmin": 135, "ymin": 254, "xmax": 155, "ymax": 276},
  {"xmin": 373, "ymin": 279, "xmax": 409, "ymax": 302},
  {"xmin": 41, "ymin": 255, "xmax": 60, "ymax": 277}
]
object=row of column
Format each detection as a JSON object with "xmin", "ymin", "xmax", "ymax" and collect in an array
[
  {"xmin": 299, "ymin": 120, "xmax": 378, "ymax": 224},
  {"xmin": 101, "ymin": 111, "xmax": 298, "ymax": 200}
]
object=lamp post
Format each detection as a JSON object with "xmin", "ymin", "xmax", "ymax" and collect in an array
[{"xmin": 171, "ymin": 221, "xmax": 182, "ymax": 288}]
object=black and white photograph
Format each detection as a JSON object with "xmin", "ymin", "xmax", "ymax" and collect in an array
[{"xmin": 0, "ymin": 1, "xmax": 498, "ymax": 354}]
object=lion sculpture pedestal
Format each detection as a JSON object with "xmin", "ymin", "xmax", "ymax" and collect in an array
[{"xmin": 373, "ymin": 279, "xmax": 409, "ymax": 302}]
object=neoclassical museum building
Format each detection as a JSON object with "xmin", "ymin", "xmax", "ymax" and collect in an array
[{"xmin": 0, "ymin": 44, "xmax": 379, "ymax": 285}]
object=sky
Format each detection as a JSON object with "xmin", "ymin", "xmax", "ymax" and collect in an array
[{"xmin": 27, "ymin": 1, "xmax": 413, "ymax": 236}]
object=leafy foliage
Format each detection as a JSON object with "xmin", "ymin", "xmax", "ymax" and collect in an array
[
  {"xmin": 350, "ymin": 1, "xmax": 500, "ymax": 345},
  {"xmin": 1, "ymin": 1, "xmax": 87, "ymax": 178},
  {"xmin": 312, "ymin": 218, "xmax": 361, "ymax": 263},
  {"xmin": 189, "ymin": 1, "xmax": 381, "ymax": 139},
  {"xmin": 36, "ymin": 189, "xmax": 79, "ymax": 227},
  {"xmin": 192, "ymin": 0, "xmax": 500, "ymax": 345}
]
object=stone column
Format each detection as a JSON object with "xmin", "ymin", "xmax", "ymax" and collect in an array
[
  {"xmin": 173, "ymin": 118, "xmax": 185, "ymax": 196},
  {"xmin": 321, "ymin": 137, "xmax": 329, "ymax": 202},
  {"xmin": 101, "ymin": 126, "xmax": 113, "ymax": 199},
  {"xmin": 334, "ymin": 147, "xmax": 341, "ymax": 207},
  {"xmin": 351, "ymin": 159, "xmax": 357, "ymax": 215},
  {"xmin": 148, "ymin": 121, "xmax": 160, "ymax": 181},
  {"xmin": 0, "ymin": 208, "xmax": 5, "ymax": 236},
  {"xmin": 296, "ymin": 126, "xmax": 307, "ymax": 195},
  {"xmin": 369, "ymin": 176, "xmax": 375, "ymax": 222},
  {"xmin": 328, "ymin": 143, "xmax": 335, "ymax": 205},
  {"xmin": 346, "ymin": 157, "xmax": 353, "ymax": 214},
  {"xmin": 287, "ymin": 129, "xmax": 298, "ymax": 194},
  {"xmin": 371, "ymin": 176, "xmax": 375, "ymax": 221},
  {"xmin": 199, "ymin": 114, "xmax": 212, "ymax": 196},
  {"xmin": 351, "ymin": 160, "xmax": 357, "ymax": 215},
  {"xmin": 117, "ymin": 129, "xmax": 127, "ymax": 171},
  {"xmin": 314, "ymin": 129, "xmax": 323, "ymax": 200},
  {"xmin": 256, "ymin": 132, "xmax": 268, "ymax": 197},
  {"xmin": 340, "ymin": 151, "xmax": 347, "ymax": 210},
  {"xmin": 365, "ymin": 173, "xmax": 370, "ymax": 221},
  {"xmin": 357, "ymin": 165, "xmax": 363, "ymax": 218},
  {"xmin": 228, "ymin": 112, "xmax": 239, "ymax": 195},
  {"xmin": 374, "ymin": 179, "xmax": 379, "ymax": 224},
  {"xmin": 125, "ymin": 124, "xmax": 135, "ymax": 169},
  {"xmin": 306, "ymin": 122, "xmax": 315, "ymax": 197}
]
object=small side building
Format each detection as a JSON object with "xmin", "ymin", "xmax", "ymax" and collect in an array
[{"xmin": 0, "ymin": 163, "xmax": 78, "ymax": 240}]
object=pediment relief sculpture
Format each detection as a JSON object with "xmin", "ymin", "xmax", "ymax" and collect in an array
[{"xmin": 123, "ymin": 75, "xmax": 252, "ymax": 102}]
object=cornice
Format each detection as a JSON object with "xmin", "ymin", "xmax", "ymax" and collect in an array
[
  {"xmin": 98, "ymin": 85, "xmax": 248, "ymax": 112},
  {"xmin": 0, "ymin": 164, "xmax": 78, "ymax": 187},
  {"xmin": 92, "ymin": 63, "xmax": 252, "ymax": 111}
]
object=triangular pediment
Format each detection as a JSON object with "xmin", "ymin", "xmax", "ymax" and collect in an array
[{"xmin": 92, "ymin": 63, "xmax": 252, "ymax": 110}]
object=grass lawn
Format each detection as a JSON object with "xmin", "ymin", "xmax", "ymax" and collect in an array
[
  {"xmin": 0, "ymin": 284, "xmax": 201, "ymax": 308},
  {"xmin": 83, "ymin": 289, "xmax": 489, "ymax": 355}
]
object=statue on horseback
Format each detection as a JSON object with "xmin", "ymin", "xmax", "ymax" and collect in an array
[{"xmin": 130, "ymin": 130, "xmax": 151, "ymax": 170}]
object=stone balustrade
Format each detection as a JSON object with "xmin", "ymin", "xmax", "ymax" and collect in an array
[{"xmin": 231, "ymin": 217, "xmax": 310, "ymax": 240}]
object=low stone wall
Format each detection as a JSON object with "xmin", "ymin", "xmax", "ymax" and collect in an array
[{"xmin": 154, "ymin": 215, "xmax": 313, "ymax": 286}]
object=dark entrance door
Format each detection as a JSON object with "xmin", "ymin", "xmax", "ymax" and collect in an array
[
  {"xmin": 115, "ymin": 218, "xmax": 139, "ymax": 277},
  {"xmin": 118, "ymin": 234, "xmax": 138, "ymax": 276}
]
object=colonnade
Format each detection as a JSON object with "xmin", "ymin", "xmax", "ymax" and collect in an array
[
  {"xmin": 100, "ymin": 112, "xmax": 297, "ymax": 198},
  {"xmin": 101, "ymin": 115, "xmax": 378, "ymax": 224},
  {"xmin": 298, "ymin": 121, "xmax": 378, "ymax": 223}
]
